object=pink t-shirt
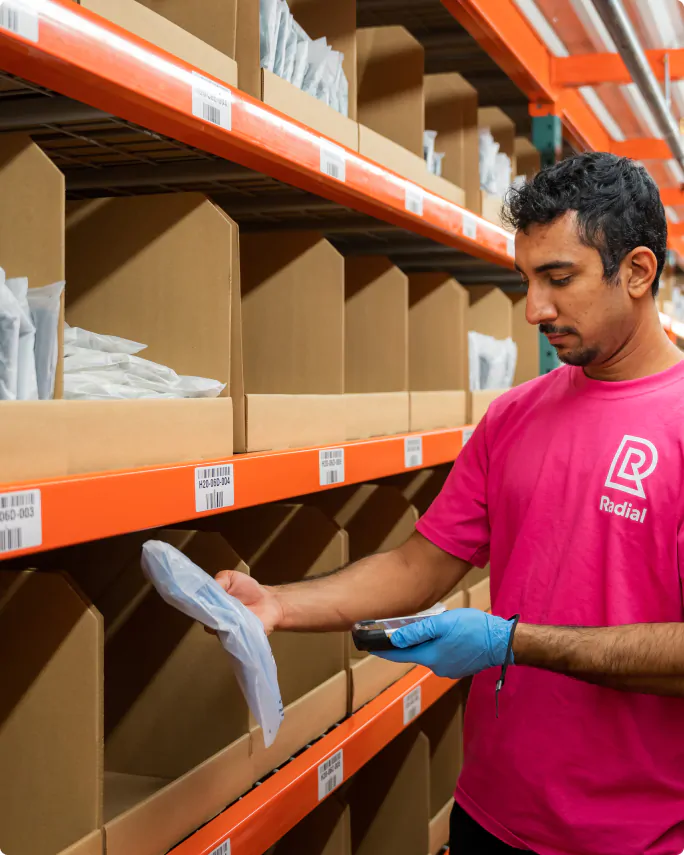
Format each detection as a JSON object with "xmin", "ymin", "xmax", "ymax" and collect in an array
[{"xmin": 416, "ymin": 362, "xmax": 684, "ymax": 855}]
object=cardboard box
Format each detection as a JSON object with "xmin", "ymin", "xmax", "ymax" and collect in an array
[
  {"xmin": 345, "ymin": 392, "xmax": 410, "ymax": 439},
  {"xmin": 198, "ymin": 504, "xmax": 348, "ymax": 773},
  {"xmin": 511, "ymin": 293, "xmax": 539, "ymax": 384},
  {"xmin": 468, "ymin": 285, "xmax": 512, "ymax": 341},
  {"xmin": 424, "ymin": 73, "xmax": 480, "ymax": 214},
  {"xmin": 381, "ymin": 466, "xmax": 451, "ymax": 517},
  {"xmin": 357, "ymin": 26, "xmax": 424, "ymax": 157},
  {"xmin": 409, "ymin": 391, "xmax": 467, "ymax": 432},
  {"xmin": 514, "ymin": 136, "xmax": 541, "ymax": 179},
  {"xmin": 268, "ymin": 797, "xmax": 351, "ymax": 855},
  {"xmin": 0, "ymin": 570, "xmax": 102, "ymax": 855},
  {"xmin": 468, "ymin": 389, "xmax": 507, "ymax": 425},
  {"xmin": 75, "ymin": 0, "xmax": 237, "ymax": 85},
  {"xmin": 480, "ymin": 189, "xmax": 506, "ymax": 229},
  {"xmin": 57, "ymin": 830, "xmax": 104, "ymax": 855},
  {"xmin": 347, "ymin": 726, "xmax": 430, "ymax": 855},
  {"xmin": 458, "ymin": 566, "xmax": 491, "ymax": 611}
]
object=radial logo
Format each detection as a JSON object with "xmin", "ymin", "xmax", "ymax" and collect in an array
[{"xmin": 604, "ymin": 435, "xmax": 658, "ymax": 499}]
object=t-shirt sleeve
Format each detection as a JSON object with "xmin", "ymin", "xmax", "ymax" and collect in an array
[{"xmin": 415, "ymin": 415, "xmax": 491, "ymax": 567}]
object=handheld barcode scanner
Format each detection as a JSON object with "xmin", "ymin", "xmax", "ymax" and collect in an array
[{"xmin": 351, "ymin": 604, "xmax": 446, "ymax": 652}]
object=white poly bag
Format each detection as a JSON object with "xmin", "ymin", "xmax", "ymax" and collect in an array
[
  {"xmin": 27, "ymin": 280, "xmax": 65, "ymax": 400},
  {"xmin": 6, "ymin": 277, "xmax": 38, "ymax": 400},
  {"xmin": 424, "ymin": 130, "xmax": 438, "ymax": 173},
  {"xmin": 479, "ymin": 128, "xmax": 500, "ymax": 194},
  {"xmin": 302, "ymin": 37, "xmax": 330, "ymax": 97},
  {"xmin": 63, "ymin": 372, "xmax": 177, "ymax": 399},
  {"xmin": 131, "ymin": 372, "xmax": 225, "ymax": 398},
  {"xmin": 273, "ymin": 1, "xmax": 292, "ymax": 78},
  {"xmin": 282, "ymin": 15, "xmax": 298, "ymax": 82},
  {"xmin": 433, "ymin": 152, "xmax": 446, "ymax": 177},
  {"xmin": 494, "ymin": 152, "xmax": 512, "ymax": 196},
  {"xmin": 141, "ymin": 540, "xmax": 283, "ymax": 747},
  {"xmin": 0, "ymin": 275, "xmax": 21, "ymax": 400},
  {"xmin": 260, "ymin": 0, "xmax": 280, "ymax": 72},
  {"xmin": 468, "ymin": 331, "xmax": 518, "ymax": 391},
  {"xmin": 291, "ymin": 31, "xmax": 310, "ymax": 89},
  {"xmin": 64, "ymin": 325, "xmax": 147, "ymax": 355}
]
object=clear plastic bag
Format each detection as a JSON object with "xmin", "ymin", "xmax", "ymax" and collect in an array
[
  {"xmin": 141, "ymin": 540, "xmax": 283, "ymax": 747},
  {"xmin": 0, "ymin": 276, "xmax": 21, "ymax": 400},
  {"xmin": 302, "ymin": 37, "xmax": 330, "ymax": 97},
  {"xmin": 468, "ymin": 331, "xmax": 517, "ymax": 391},
  {"xmin": 291, "ymin": 31, "xmax": 310, "ymax": 89},
  {"xmin": 7, "ymin": 277, "xmax": 38, "ymax": 400},
  {"xmin": 27, "ymin": 280, "xmax": 65, "ymax": 400},
  {"xmin": 63, "ymin": 372, "xmax": 177, "ymax": 399},
  {"xmin": 64, "ymin": 325, "xmax": 147, "ymax": 355}
]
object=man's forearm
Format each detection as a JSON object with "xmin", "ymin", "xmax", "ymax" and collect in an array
[
  {"xmin": 274, "ymin": 532, "xmax": 469, "ymax": 632},
  {"xmin": 513, "ymin": 622, "xmax": 684, "ymax": 696}
]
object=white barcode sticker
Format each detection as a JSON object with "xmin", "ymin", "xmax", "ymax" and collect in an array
[
  {"xmin": 191, "ymin": 72, "xmax": 232, "ymax": 129},
  {"xmin": 404, "ymin": 436, "xmax": 423, "ymax": 469},
  {"xmin": 208, "ymin": 841, "xmax": 230, "ymax": 855},
  {"xmin": 506, "ymin": 234, "xmax": 515, "ymax": 258},
  {"xmin": 0, "ymin": 489, "xmax": 42, "ymax": 554},
  {"xmin": 462, "ymin": 212, "xmax": 477, "ymax": 241},
  {"xmin": 195, "ymin": 464, "xmax": 234, "ymax": 512},
  {"xmin": 403, "ymin": 686, "xmax": 422, "ymax": 725},
  {"xmin": 318, "ymin": 749, "xmax": 343, "ymax": 800},
  {"xmin": 319, "ymin": 448, "xmax": 345, "ymax": 486},
  {"xmin": 0, "ymin": 0, "xmax": 39, "ymax": 41},
  {"xmin": 320, "ymin": 140, "xmax": 346, "ymax": 182},
  {"xmin": 405, "ymin": 184, "xmax": 424, "ymax": 216},
  {"xmin": 462, "ymin": 428, "xmax": 475, "ymax": 446}
]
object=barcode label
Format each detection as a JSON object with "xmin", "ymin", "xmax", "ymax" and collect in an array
[
  {"xmin": 405, "ymin": 184, "xmax": 424, "ymax": 216},
  {"xmin": 320, "ymin": 141, "xmax": 346, "ymax": 182},
  {"xmin": 0, "ymin": 0, "xmax": 39, "ymax": 41},
  {"xmin": 403, "ymin": 686, "xmax": 422, "ymax": 725},
  {"xmin": 0, "ymin": 489, "xmax": 42, "ymax": 554},
  {"xmin": 195, "ymin": 464, "xmax": 234, "ymax": 512},
  {"xmin": 404, "ymin": 436, "xmax": 423, "ymax": 469},
  {"xmin": 318, "ymin": 749, "xmax": 343, "ymax": 800},
  {"xmin": 462, "ymin": 212, "xmax": 477, "ymax": 241},
  {"xmin": 506, "ymin": 235, "xmax": 515, "ymax": 258},
  {"xmin": 319, "ymin": 448, "xmax": 345, "ymax": 486},
  {"xmin": 462, "ymin": 428, "xmax": 474, "ymax": 446},
  {"xmin": 191, "ymin": 72, "xmax": 232, "ymax": 130},
  {"xmin": 208, "ymin": 842, "xmax": 230, "ymax": 855}
]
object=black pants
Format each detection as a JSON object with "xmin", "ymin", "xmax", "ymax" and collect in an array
[{"xmin": 449, "ymin": 801, "xmax": 525, "ymax": 853}]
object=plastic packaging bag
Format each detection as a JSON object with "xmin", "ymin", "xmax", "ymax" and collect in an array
[
  {"xmin": 64, "ymin": 325, "xmax": 147, "ymax": 355},
  {"xmin": 63, "ymin": 372, "xmax": 177, "ymax": 399},
  {"xmin": 6, "ymin": 277, "xmax": 38, "ymax": 400},
  {"xmin": 291, "ymin": 31, "xmax": 310, "ymax": 89},
  {"xmin": 260, "ymin": 0, "xmax": 279, "ymax": 72},
  {"xmin": 282, "ymin": 16, "xmax": 299, "ymax": 82},
  {"xmin": 0, "ymin": 274, "xmax": 20, "ymax": 400},
  {"xmin": 423, "ymin": 130, "xmax": 438, "ymax": 173},
  {"xmin": 479, "ymin": 128, "xmax": 500, "ymax": 194},
  {"xmin": 273, "ymin": 0, "xmax": 291, "ymax": 78},
  {"xmin": 141, "ymin": 540, "xmax": 283, "ymax": 747},
  {"xmin": 468, "ymin": 331, "xmax": 517, "ymax": 391},
  {"xmin": 27, "ymin": 280, "xmax": 65, "ymax": 400},
  {"xmin": 494, "ymin": 152, "xmax": 512, "ymax": 196},
  {"xmin": 302, "ymin": 37, "xmax": 330, "ymax": 97},
  {"xmin": 433, "ymin": 152, "xmax": 445, "ymax": 177}
]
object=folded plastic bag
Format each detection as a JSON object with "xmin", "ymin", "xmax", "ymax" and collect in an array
[
  {"xmin": 0, "ymin": 275, "xmax": 20, "ymax": 400},
  {"xmin": 141, "ymin": 540, "xmax": 283, "ymax": 747},
  {"xmin": 468, "ymin": 331, "xmax": 518, "ymax": 391},
  {"xmin": 273, "ymin": 0, "xmax": 291, "ymax": 78},
  {"xmin": 291, "ymin": 29, "xmax": 310, "ymax": 89},
  {"xmin": 27, "ymin": 280, "xmax": 65, "ymax": 400},
  {"xmin": 7, "ymin": 277, "xmax": 38, "ymax": 400},
  {"xmin": 64, "ymin": 325, "xmax": 147, "ymax": 355},
  {"xmin": 282, "ymin": 15, "xmax": 299, "ymax": 82},
  {"xmin": 302, "ymin": 37, "xmax": 330, "ymax": 97},
  {"xmin": 479, "ymin": 128, "xmax": 500, "ymax": 194},
  {"xmin": 260, "ymin": 0, "xmax": 280, "ymax": 72},
  {"xmin": 63, "ymin": 372, "xmax": 177, "ymax": 399}
]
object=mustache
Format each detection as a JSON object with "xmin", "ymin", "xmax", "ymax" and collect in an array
[{"xmin": 539, "ymin": 323, "xmax": 578, "ymax": 336}]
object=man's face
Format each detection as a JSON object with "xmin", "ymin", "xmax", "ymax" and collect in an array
[{"xmin": 515, "ymin": 212, "xmax": 634, "ymax": 367}]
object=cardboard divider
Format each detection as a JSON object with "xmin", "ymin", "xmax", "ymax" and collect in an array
[
  {"xmin": 56, "ymin": 830, "xmax": 104, "ymax": 855},
  {"xmin": 267, "ymin": 796, "xmax": 351, "ymax": 855},
  {"xmin": 346, "ymin": 726, "xmax": 430, "ymax": 855},
  {"xmin": 424, "ymin": 73, "xmax": 480, "ymax": 214},
  {"xmin": 515, "ymin": 136, "xmax": 541, "ymax": 179},
  {"xmin": 511, "ymin": 293, "xmax": 539, "ymax": 384},
  {"xmin": 420, "ymin": 684, "xmax": 465, "ymax": 854},
  {"xmin": 409, "ymin": 273, "xmax": 469, "ymax": 430},
  {"xmin": 0, "ymin": 570, "xmax": 102, "ymax": 855},
  {"xmin": 469, "ymin": 389, "xmax": 506, "ymax": 425},
  {"xmin": 74, "ymin": 0, "xmax": 237, "ymax": 84},
  {"xmin": 196, "ymin": 504, "xmax": 348, "ymax": 773}
]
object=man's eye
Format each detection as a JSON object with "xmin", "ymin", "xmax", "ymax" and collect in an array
[
  {"xmin": 520, "ymin": 279, "xmax": 529, "ymax": 290},
  {"xmin": 550, "ymin": 276, "xmax": 572, "ymax": 286}
]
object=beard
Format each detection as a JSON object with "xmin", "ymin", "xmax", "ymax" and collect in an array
[{"xmin": 556, "ymin": 345, "xmax": 600, "ymax": 367}]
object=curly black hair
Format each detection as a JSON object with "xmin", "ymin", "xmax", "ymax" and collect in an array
[{"xmin": 503, "ymin": 152, "xmax": 667, "ymax": 296}]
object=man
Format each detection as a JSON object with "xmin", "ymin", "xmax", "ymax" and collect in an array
[{"xmin": 217, "ymin": 152, "xmax": 684, "ymax": 855}]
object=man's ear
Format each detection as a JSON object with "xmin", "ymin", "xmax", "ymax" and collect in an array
[{"xmin": 624, "ymin": 246, "xmax": 657, "ymax": 298}]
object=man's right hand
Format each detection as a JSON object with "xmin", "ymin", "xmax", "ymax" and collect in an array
[{"xmin": 214, "ymin": 570, "xmax": 283, "ymax": 635}]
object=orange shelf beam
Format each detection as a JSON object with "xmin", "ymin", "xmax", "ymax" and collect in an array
[
  {"xmin": 170, "ymin": 666, "xmax": 457, "ymax": 855},
  {"xmin": 552, "ymin": 49, "xmax": 684, "ymax": 88},
  {"xmin": 660, "ymin": 187, "xmax": 684, "ymax": 206},
  {"xmin": 612, "ymin": 139, "xmax": 672, "ymax": 161},
  {"xmin": 0, "ymin": 0, "xmax": 513, "ymax": 267},
  {"xmin": 0, "ymin": 427, "xmax": 466, "ymax": 561}
]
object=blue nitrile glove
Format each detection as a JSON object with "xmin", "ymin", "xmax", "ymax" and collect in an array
[{"xmin": 374, "ymin": 608, "xmax": 513, "ymax": 680}]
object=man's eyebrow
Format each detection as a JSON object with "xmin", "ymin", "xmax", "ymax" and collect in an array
[{"xmin": 514, "ymin": 260, "xmax": 575, "ymax": 274}]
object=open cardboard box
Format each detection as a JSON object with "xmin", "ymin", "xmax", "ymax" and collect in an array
[
  {"xmin": 197, "ymin": 503, "xmax": 348, "ymax": 776},
  {"xmin": 57, "ymin": 830, "xmax": 104, "ymax": 855},
  {"xmin": 478, "ymin": 107, "xmax": 517, "ymax": 230},
  {"xmin": 267, "ymin": 796, "xmax": 351, "ymax": 855},
  {"xmin": 467, "ymin": 285, "xmax": 513, "ymax": 423},
  {"xmin": 409, "ymin": 273, "xmax": 469, "ymax": 431},
  {"xmin": 73, "ymin": 0, "xmax": 237, "ymax": 84}
]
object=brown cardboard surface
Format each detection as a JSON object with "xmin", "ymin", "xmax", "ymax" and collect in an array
[
  {"xmin": 469, "ymin": 576, "xmax": 491, "ymax": 612},
  {"xmin": 409, "ymin": 273, "xmax": 469, "ymax": 393},
  {"xmin": 429, "ymin": 800, "xmax": 453, "ymax": 855},
  {"xmin": 480, "ymin": 190, "xmax": 506, "ymax": 229},
  {"xmin": 344, "ymin": 392, "xmax": 410, "ymax": 440},
  {"xmin": 357, "ymin": 26, "xmax": 424, "ymax": 156},
  {"xmin": 240, "ymin": 231, "xmax": 344, "ymax": 395},
  {"xmin": 244, "ymin": 393, "xmax": 347, "ymax": 451},
  {"xmin": 78, "ymin": 0, "xmax": 237, "ymax": 84},
  {"xmin": 443, "ymin": 590, "xmax": 467, "ymax": 612},
  {"xmin": 514, "ymin": 136, "xmax": 541, "ymax": 179},
  {"xmin": 345, "ymin": 257, "xmax": 408, "ymax": 393},
  {"xmin": 0, "ymin": 398, "xmax": 233, "ymax": 480},
  {"xmin": 104, "ymin": 531, "xmax": 249, "ymax": 779},
  {"xmin": 269, "ymin": 797, "xmax": 351, "ymax": 855},
  {"xmin": 467, "ymin": 286, "xmax": 513, "ymax": 340},
  {"xmin": 421, "ymin": 169, "xmax": 467, "ymax": 207},
  {"xmin": 409, "ymin": 391, "xmax": 467, "ymax": 432},
  {"xmin": 67, "ymin": 194, "xmax": 234, "ymax": 387},
  {"xmin": 349, "ymin": 656, "xmax": 415, "ymax": 713},
  {"xmin": 230, "ymin": 218, "xmax": 247, "ymax": 451},
  {"xmin": 420, "ymin": 683, "xmax": 464, "ymax": 816},
  {"xmin": 0, "ymin": 571, "xmax": 102, "ymax": 855},
  {"xmin": 511, "ymin": 293, "xmax": 539, "ymax": 384},
  {"xmin": 56, "ymin": 830, "xmax": 104, "ymax": 855},
  {"xmin": 104, "ymin": 734, "xmax": 253, "ymax": 855},
  {"xmin": 262, "ymin": 70, "xmax": 359, "ymax": 151},
  {"xmin": 380, "ymin": 466, "xmax": 450, "ymax": 516},
  {"xmin": 425, "ymin": 73, "xmax": 480, "ymax": 214},
  {"xmin": 468, "ymin": 389, "xmax": 507, "ymax": 424},
  {"xmin": 348, "ymin": 727, "xmax": 430, "ymax": 855}
]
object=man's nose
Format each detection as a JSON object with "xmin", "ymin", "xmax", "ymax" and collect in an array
[{"xmin": 526, "ymin": 285, "xmax": 558, "ymax": 327}]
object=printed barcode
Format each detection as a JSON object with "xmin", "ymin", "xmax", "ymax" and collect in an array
[
  {"xmin": 319, "ymin": 141, "xmax": 346, "ymax": 182},
  {"xmin": 404, "ymin": 436, "xmax": 423, "ymax": 469},
  {"xmin": 209, "ymin": 841, "xmax": 230, "ymax": 855},
  {"xmin": 205, "ymin": 491, "xmax": 224, "ymax": 510},
  {"xmin": 0, "ymin": 1, "xmax": 39, "ymax": 41},
  {"xmin": 317, "ymin": 749, "xmax": 343, "ymax": 800},
  {"xmin": 0, "ymin": 527, "xmax": 21, "ymax": 552},
  {"xmin": 321, "ymin": 450, "xmax": 343, "ymax": 463},
  {"xmin": 319, "ymin": 448, "xmax": 345, "ymax": 487},
  {"xmin": 203, "ymin": 103, "xmax": 221, "ymax": 125},
  {"xmin": 323, "ymin": 776, "xmax": 337, "ymax": 795},
  {"xmin": 324, "ymin": 471, "xmax": 340, "ymax": 485},
  {"xmin": 462, "ymin": 213, "xmax": 477, "ymax": 241},
  {"xmin": 408, "ymin": 454, "xmax": 419, "ymax": 467},
  {"xmin": 0, "ymin": 492, "xmax": 35, "ymax": 509},
  {"xmin": 197, "ymin": 466, "xmax": 231, "ymax": 481},
  {"xmin": 194, "ymin": 463, "xmax": 234, "ymax": 512},
  {"xmin": 324, "ymin": 161, "xmax": 340, "ymax": 178},
  {"xmin": 405, "ymin": 185, "xmax": 424, "ymax": 216},
  {"xmin": 0, "ymin": 4, "xmax": 19, "ymax": 32},
  {"xmin": 403, "ymin": 686, "xmax": 422, "ymax": 725}
]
